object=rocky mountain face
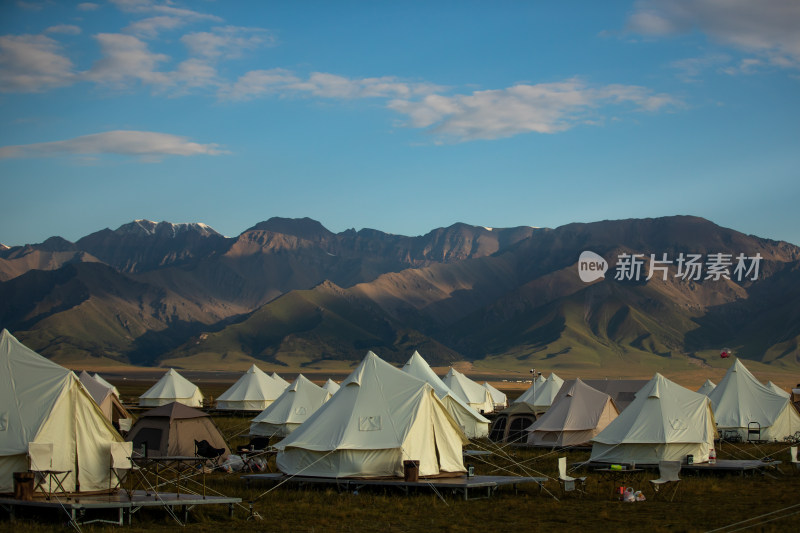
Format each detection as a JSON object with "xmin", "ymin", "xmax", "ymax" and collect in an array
[{"xmin": 1, "ymin": 216, "xmax": 798, "ymax": 370}]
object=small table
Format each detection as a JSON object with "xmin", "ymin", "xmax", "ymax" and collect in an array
[{"xmin": 594, "ymin": 467, "xmax": 644, "ymax": 497}]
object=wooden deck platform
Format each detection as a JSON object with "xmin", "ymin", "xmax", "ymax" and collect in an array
[
  {"xmin": 242, "ymin": 473, "xmax": 547, "ymax": 500},
  {"xmin": 0, "ymin": 490, "xmax": 242, "ymax": 526},
  {"xmin": 580, "ymin": 459, "xmax": 782, "ymax": 476}
]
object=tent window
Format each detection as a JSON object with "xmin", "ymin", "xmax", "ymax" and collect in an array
[
  {"xmin": 294, "ymin": 407, "xmax": 307, "ymax": 416},
  {"xmin": 489, "ymin": 416, "xmax": 507, "ymax": 442},
  {"xmin": 508, "ymin": 416, "xmax": 534, "ymax": 443},
  {"xmin": 358, "ymin": 416, "xmax": 382, "ymax": 431}
]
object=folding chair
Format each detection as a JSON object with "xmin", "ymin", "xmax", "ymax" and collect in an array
[
  {"xmin": 558, "ymin": 456, "xmax": 587, "ymax": 495},
  {"xmin": 109, "ymin": 441, "xmax": 134, "ymax": 495},
  {"xmin": 791, "ymin": 446, "xmax": 799, "ymax": 471},
  {"xmin": 650, "ymin": 460, "xmax": 681, "ymax": 501},
  {"xmin": 195, "ymin": 439, "xmax": 225, "ymax": 465},
  {"xmin": 28, "ymin": 442, "xmax": 71, "ymax": 500}
]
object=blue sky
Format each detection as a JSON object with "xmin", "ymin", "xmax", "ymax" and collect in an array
[{"xmin": 1, "ymin": 0, "xmax": 798, "ymax": 247}]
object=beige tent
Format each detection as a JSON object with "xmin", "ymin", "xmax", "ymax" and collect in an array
[
  {"xmin": 489, "ymin": 402, "xmax": 538, "ymax": 443},
  {"xmin": 138, "ymin": 368, "xmax": 204, "ymax": 407},
  {"xmin": 526, "ymin": 379, "xmax": 619, "ymax": 447},
  {"xmin": 697, "ymin": 379, "xmax": 716, "ymax": 396},
  {"xmin": 708, "ymin": 359, "xmax": 800, "ymax": 442},
  {"xmin": 125, "ymin": 402, "xmax": 230, "ymax": 459},
  {"xmin": 443, "ymin": 368, "xmax": 494, "ymax": 414},
  {"xmin": 484, "ymin": 382, "xmax": 508, "ymax": 410},
  {"xmin": 249, "ymin": 375, "xmax": 330, "ymax": 437},
  {"xmin": 0, "ymin": 329, "xmax": 123, "ymax": 493},
  {"xmin": 322, "ymin": 379, "xmax": 340, "ymax": 396},
  {"xmin": 216, "ymin": 364, "xmax": 286, "ymax": 411},
  {"xmin": 79, "ymin": 370, "xmax": 131, "ymax": 428},
  {"xmin": 402, "ymin": 351, "xmax": 489, "ymax": 439},
  {"xmin": 271, "ymin": 373, "xmax": 290, "ymax": 388},
  {"xmin": 590, "ymin": 373, "xmax": 717, "ymax": 466},
  {"xmin": 514, "ymin": 373, "xmax": 564, "ymax": 412},
  {"xmin": 93, "ymin": 373, "xmax": 120, "ymax": 397},
  {"xmin": 276, "ymin": 351, "xmax": 468, "ymax": 478}
]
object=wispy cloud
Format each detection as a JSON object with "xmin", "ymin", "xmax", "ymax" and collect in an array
[
  {"xmin": 77, "ymin": 3, "xmax": 100, "ymax": 11},
  {"xmin": 0, "ymin": 34, "xmax": 76, "ymax": 92},
  {"xmin": 0, "ymin": 130, "xmax": 228, "ymax": 160},
  {"xmin": 670, "ymin": 54, "xmax": 731, "ymax": 82},
  {"xmin": 44, "ymin": 25, "xmax": 82, "ymax": 36},
  {"xmin": 627, "ymin": 0, "xmax": 800, "ymax": 71},
  {"xmin": 181, "ymin": 26, "xmax": 273, "ymax": 59},
  {"xmin": 219, "ymin": 68, "xmax": 300, "ymax": 100},
  {"xmin": 85, "ymin": 33, "xmax": 170, "ymax": 87},
  {"xmin": 387, "ymin": 79, "xmax": 679, "ymax": 142}
]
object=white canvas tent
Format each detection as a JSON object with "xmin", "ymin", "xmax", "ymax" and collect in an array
[
  {"xmin": 271, "ymin": 373, "xmax": 290, "ymax": 389},
  {"xmin": 514, "ymin": 373, "xmax": 564, "ymax": 412},
  {"xmin": 249, "ymin": 375, "xmax": 329, "ymax": 437},
  {"xmin": 590, "ymin": 373, "xmax": 717, "ymax": 465},
  {"xmin": 216, "ymin": 364, "xmax": 286, "ymax": 411},
  {"xmin": 707, "ymin": 359, "xmax": 800, "ymax": 442},
  {"xmin": 483, "ymin": 382, "xmax": 508, "ymax": 410},
  {"xmin": 0, "ymin": 329, "xmax": 124, "ymax": 493},
  {"xmin": 766, "ymin": 381, "xmax": 790, "ymax": 399},
  {"xmin": 526, "ymin": 379, "xmax": 619, "ymax": 447},
  {"xmin": 276, "ymin": 351, "xmax": 468, "ymax": 479},
  {"xmin": 138, "ymin": 368, "xmax": 204, "ymax": 407},
  {"xmin": 402, "ymin": 351, "xmax": 489, "ymax": 439},
  {"xmin": 697, "ymin": 379, "xmax": 716, "ymax": 396},
  {"xmin": 443, "ymin": 368, "xmax": 494, "ymax": 414},
  {"xmin": 322, "ymin": 379, "xmax": 340, "ymax": 396},
  {"xmin": 93, "ymin": 373, "xmax": 120, "ymax": 397}
]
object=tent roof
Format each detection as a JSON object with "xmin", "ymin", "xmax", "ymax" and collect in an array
[
  {"xmin": 707, "ymin": 359, "xmax": 793, "ymax": 427},
  {"xmin": 0, "ymin": 329, "xmax": 74, "ymax": 455},
  {"xmin": 276, "ymin": 351, "xmax": 467, "ymax": 452},
  {"xmin": 139, "ymin": 368, "xmax": 202, "ymax": 401},
  {"xmin": 322, "ymin": 379, "xmax": 340, "ymax": 395},
  {"xmin": 251, "ymin": 374, "xmax": 328, "ymax": 426},
  {"xmin": 443, "ymin": 367, "xmax": 492, "ymax": 406},
  {"xmin": 766, "ymin": 381, "xmax": 790, "ymax": 399},
  {"xmin": 483, "ymin": 382, "xmax": 507, "ymax": 404},
  {"xmin": 697, "ymin": 379, "xmax": 716, "ymax": 396},
  {"xmin": 528, "ymin": 379, "xmax": 618, "ymax": 433},
  {"xmin": 140, "ymin": 401, "xmax": 209, "ymax": 421},
  {"xmin": 92, "ymin": 373, "xmax": 120, "ymax": 397},
  {"xmin": 592, "ymin": 373, "xmax": 714, "ymax": 445},
  {"xmin": 514, "ymin": 372, "xmax": 564, "ymax": 408},
  {"xmin": 271, "ymin": 373, "xmax": 290, "ymax": 388},
  {"xmin": 79, "ymin": 370, "xmax": 114, "ymax": 405},
  {"xmin": 217, "ymin": 364, "xmax": 285, "ymax": 403}
]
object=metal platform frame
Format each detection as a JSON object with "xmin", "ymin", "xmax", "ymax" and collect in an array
[{"xmin": 243, "ymin": 473, "xmax": 547, "ymax": 501}]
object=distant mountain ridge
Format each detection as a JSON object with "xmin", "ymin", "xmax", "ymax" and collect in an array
[{"xmin": 1, "ymin": 215, "xmax": 798, "ymax": 372}]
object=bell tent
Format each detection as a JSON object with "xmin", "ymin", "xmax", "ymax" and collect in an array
[
  {"xmin": 514, "ymin": 373, "xmax": 565, "ymax": 412},
  {"xmin": 275, "ymin": 351, "xmax": 468, "ymax": 479},
  {"xmin": 402, "ymin": 351, "xmax": 489, "ymax": 439},
  {"xmin": 138, "ymin": 368, "xmax": 203, "ymax": 407},
  {"xmin": 589, "ymin": 373, "xmax": 717, "ymax": 466},
  {"xmin": 216, "ymin": 364, "xmax": 286, "ymax": 411},
  {"xmin": 443, "ymin": 367, "xmax": 494, "ymax": 414},
  {"xmin": 249, "ymin": 374, "xmax": 330, "ymax": 437},
  {"xmin": 0, "ymin": 329, "xmax": 123, "ymax": 493},
  {"xmin": 697, "ymin": 379, "xmax": 716, "ymax": 396},
  {"xmin": 78, "ymin": 370, "xmax": 130, "ymax": 427},
  {"xmin": 483, "ymin": 382, "xmax": 508, "ymax": 411}
]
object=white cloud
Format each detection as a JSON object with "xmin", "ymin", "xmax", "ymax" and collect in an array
[
  {"xmin": 77, "ymin": 3, "xmax": 100, "ymax": 11},
  {"xmin": 86, "ymin": 33, "xmax": 170, "ymax": 87},
  {"xmin": 219, "ymin": 68, "xmax": 300, "ymax": 101},
  {"xmin": 0, "ymin": 34, "xmax": 76, "ymax": 93},
  {"xmin": 291, "ymin": 72, "xmax": 443, "ymax": 99},
  {"xmin": 181, "ymin": 26, "xmax": 273, "ymax": 59},
  {"xmin": 670, "ymin": 54, "xmax": 731, "ymax": 82},
  {"xmin": 628, "ymin": 0, "xmax": 800, "ymax": 70},
  {"xmin": 126, "ymin": 16, "xmax": 186, "ymax": 38},
  {"xmin": 110, "ymin": 0, "xmax": 221, "ymax": 23},
  {"xmin": 0, "ymin": 130, "xmax": 228, "ymax": 160},
  {"xmin": 387, "ymin": 79, "xmax": 679, "ymax": 141},
  {"xmin": 44, "ymin": 25, "xmax": 82, "ymax": 36}
]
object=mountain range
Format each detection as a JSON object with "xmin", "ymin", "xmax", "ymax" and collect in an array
[{"xmin": 1, "ymin": 215, "xmax": 799, "ymax": 374}]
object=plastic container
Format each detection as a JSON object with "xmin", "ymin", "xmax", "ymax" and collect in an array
[{"xmin": 709, "ymin": 447, "xmax": 717, "ymax": 464}]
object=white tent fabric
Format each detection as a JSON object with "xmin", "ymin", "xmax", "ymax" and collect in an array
[
  {"xmin": 697, "ymin": 379, "xmax": 716, "ymax": 396},
  {"xmin": 0, "ymin": 330, "xmax": 123, "ymax": 493},
  {"xmin": 766, "ymin": 381, "xmax": 790, "ymax": 399},
  {"xmin": 526, "ymin": 379, "xmax": 619, "ymax": 447},
  {"xmin": 402, "ymin": 351, "xmax": 489, "ymax": 439},
  {"xmin": 590, "ymin": 373, "xmax": 717, "ymax": 465},
  {"xmin": 271, "ymin": 373, "xmax": 290, "ymax": 389},
  {"xmin": 322, "ymin": 379, "xmax": 340, "ymax": 396},
  {"xmin": 249, "ymin": 375, "xmax": 329, "ymax": 437},
  {"xmin": 93, "ymin": 373, "xmax": 120, "ymax": 397},
  {"xmin": 79, "ymin": 370, "xmax": 129, "ymax": 423},
  {"xmin": 276, "ymin": 351, "xmax": 468, "ymax": 478},
  {"xmin": 514, "ymin": 373, "xmax": 565, "ymax": 411},
  {"xmin": 443, "ymin": 368, "xmax": 494, "ymax": 414},
  {"xmin": 216, "ymin": 364, "xmax": 286, "ymax": 411},
  {"xmin": 483, "ymin": 382, "xmax": 508, "ymax": 410},
  {"xmin": 707, "ymin": 359, "xmax": 800, "ymax": 442},
  {"xmin": 138, "ymin": 368, "xmax": 204, "ymax": 407}
]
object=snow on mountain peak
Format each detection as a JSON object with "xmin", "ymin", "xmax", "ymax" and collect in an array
[{"xmin": 116, "ymin": 220, "xmax": 221, "ymax": 238}]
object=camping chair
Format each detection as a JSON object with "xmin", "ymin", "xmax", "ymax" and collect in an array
[
  {"xmin": 109, "ymin": 441, "xmax": 134, "ymax": 495},
  {"xmin": 650, "ymin": 460, "xmax": 681, "ymax": 501},
  {"xmin": 557, "ymin": 457, "xmax": 587, "ymax": 495},
  {"xmin": 791, "ymin": 447, "xmax": 799, "ymax": 472},
  {"xmin": 28, "ymin": 443, "xmax": 71, "ymax": 500},
  {"xmin": 195, "ymin": 439, "xmax": 225, "ymax": 464}
]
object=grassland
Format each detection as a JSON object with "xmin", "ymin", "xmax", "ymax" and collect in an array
[{"xmin": 3, "ymin": 384, "xmax": 800, "ymax": 532}]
